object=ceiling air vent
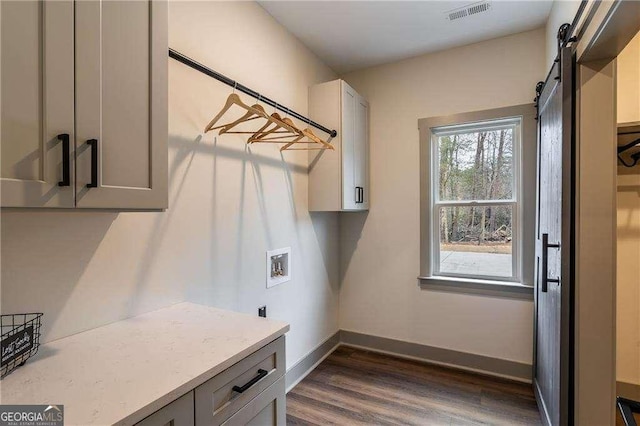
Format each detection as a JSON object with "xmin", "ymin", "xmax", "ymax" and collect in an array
[{"xmin": 446, "ymin": 1, "xmax": 491, "ymax": 21}]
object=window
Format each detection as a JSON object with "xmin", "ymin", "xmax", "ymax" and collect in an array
[
  {"xmin": 419, "ymin": 104, "xmax": 536, "ymax": 295},
  {"xmin": 430, "ymin": 118, "xmax": 521, "ymax": 282}
]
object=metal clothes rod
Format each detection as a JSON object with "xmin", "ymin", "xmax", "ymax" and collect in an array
[
  {"xmin": 168, "ymin": 48, "xmax": 338, "ymax": 138},
  {"xmin": 617, "ymin": 136, "xmax": 640, "ymax": 168}
]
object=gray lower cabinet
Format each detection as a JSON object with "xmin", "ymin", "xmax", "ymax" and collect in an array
[{"xmin": 135, "ymin": 336, "xmax": 286, "ymax": 426}]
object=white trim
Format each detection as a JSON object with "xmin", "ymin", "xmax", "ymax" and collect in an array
[
  {"xmin": 431, "ymin": 117, "xmax": 522, "ymax": 136},
  {"xmin": 418, "ymin": 275, "xmax": 533, "ymax": 299}
]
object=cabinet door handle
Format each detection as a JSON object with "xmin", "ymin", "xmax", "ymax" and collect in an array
[
  {"xmin": 57, "ymin": 134, "xmax": 70, "ymax": 187},
  {"xmin": 541, "ymin": 233, "xmax": 560, "ymax": 293},
  {"xmin": 232, "ymin": 369, "xmax": 268, "ymax": 393},
  {"xmin": 355, "ymin": 186, "xmax": 363, "ymax": 204},
  {"xmin": 86, "ymin": 139, "xmax": 98, "ymax": 188}
]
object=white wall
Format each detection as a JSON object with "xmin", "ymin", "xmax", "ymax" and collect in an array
[
  {"xmin": 617, "ymin": 31, "xmax": 640, "ymax": 385},
  {"xmin": 545, "ymin": 0, "xmax": 582, "ymax": 69},
  {"xmin": 339, "ymin": 28, "xmax": 546, "ymax": 365},
  {"xmin": 0, "ymin": 1, "xmax": 340, "ymax": 371}
]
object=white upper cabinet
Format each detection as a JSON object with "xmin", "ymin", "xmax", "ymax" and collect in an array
[
  {"xmin": 1, "ymin": 1, "xmax": 75, "ymax": 207},
  {"xmin": 1, "ymin": 0, "xmax": 167, "ymax": 209},
  {"xmin": 308, "ymin": 80, "xmax": 369, "ymax": 212}
]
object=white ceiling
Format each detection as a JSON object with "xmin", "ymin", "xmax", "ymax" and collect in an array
[{"xmin": 259, "ymin": 1, "xmax": 553, "ymax": 74}]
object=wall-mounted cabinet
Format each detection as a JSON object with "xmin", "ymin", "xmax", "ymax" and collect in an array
[
  {"xmin": 0, "ymin": 0, "xmax": 167, "ymax": 209},
  {"xmin": 308, "ymin": 80, "xmax": 369, "ymax": 212}
]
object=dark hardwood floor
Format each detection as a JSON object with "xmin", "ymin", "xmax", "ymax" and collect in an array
[{"xmin": 286, "ymin": 346, "xmax": 542, "ymax": 425}]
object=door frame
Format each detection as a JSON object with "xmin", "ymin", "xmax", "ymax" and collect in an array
[{"xmin": 564, "ymin": 0, "xmax": 640, "ymax": 424}]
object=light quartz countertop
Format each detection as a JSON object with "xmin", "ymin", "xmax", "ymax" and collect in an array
[{"xmin": 0, "ymin": 303, "xmax": 289, "ymax": 425}]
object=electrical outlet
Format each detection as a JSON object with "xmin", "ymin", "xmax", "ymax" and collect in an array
[{"xmin": 258, "ymin": 306, "xmax": 267, "ymax": 318}]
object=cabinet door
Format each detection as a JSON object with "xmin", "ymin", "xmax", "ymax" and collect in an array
[
  {"xmin": 1, "ymin": 0, "xmax": 75, "ymax": 207},
  {"xmin": 75, "ymin": 0, "xmax": 167, "ymax": 209},
  {"xmin": 221, "ymin": 377, "xmax": 286, "ymax": 426},
  {"xmin": 341, "ymin": 82, "xmax": 357, "ymax": 210},
  {"xmin": 135, "ymin": 391, "xmax": 194, "ymax": 426},
  {"xmin": 354, "ymin": 94, "xmax": 369, "ymax": 210}
]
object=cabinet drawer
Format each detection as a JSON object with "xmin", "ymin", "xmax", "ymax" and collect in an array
[
  {"xmin": 195, "ymin": 336, "xmax": 285, "ymax": 425},
  {"xmin": 135, "ymin": 391, "xmax": 194, "ymax": 426},
  {"xmin": 221, "ymin": 376, "xmax": 285, "ymax": 426}
]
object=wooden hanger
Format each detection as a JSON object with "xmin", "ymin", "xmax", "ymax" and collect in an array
[
  {"xmin": 277, "ymin": 129, "xmax": 333, "ymax": 151},
  {"xmin": 299, "ymin": 128, "xmax": 334, "ymax": 150},
  {"xmin": 250, "ymin": 130, "xmax": 333, "ymax": 151},
  {"xmin": 204, "ymin": 93, "xmax": 261, "ymax": 133},
  {"xmin": 205, "ymin": 93, "xmax": 298, "ymax": 137},
  {"xmin": 216, "ymin": 103, "xmax": 269, "ymax": 135},
  {"xmin": 250, "ymin": 111, "xmax": 332, "ymax": 151},
  {"xmin": 279, "ymin": 118, "xmax": 334, "ymax": 150},
  {"xmin": 281, "ymin": 147, "xmax": 328, "ymax": 150},
  {"xmin": 205, "ymin": 93, "xmax": 334, "ymax": 151},
  {"xmin": 248, "ymin": 112, "xmax": 300, "ymax": 143},
  {"xmin": 250, "ymin": 114, "xmax": 334, "ymax": 151},
  {"xmin": 248, "ymin": 131, "xmax": 306, "ymax": 150}
]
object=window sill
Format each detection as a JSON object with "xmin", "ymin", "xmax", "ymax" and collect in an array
[{"xmin": 417, "ymin": 276, "xmax": 534, "ymax": 300}]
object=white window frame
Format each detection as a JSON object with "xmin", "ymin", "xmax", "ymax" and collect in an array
[{"xmin": 429, "ymin": 117, "xmax": 523, "ymax": 283}]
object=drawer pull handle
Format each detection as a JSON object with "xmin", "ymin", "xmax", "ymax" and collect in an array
[{"xmin": 232, "ymin": 369, "xmax": 268, "ymax": 393}]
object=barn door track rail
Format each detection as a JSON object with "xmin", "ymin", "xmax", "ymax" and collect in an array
[{"xmin": 169, "ymin": 48, "xmax": 338, "ymax": 138}]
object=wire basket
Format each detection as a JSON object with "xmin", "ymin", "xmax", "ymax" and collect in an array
[{"xmin": 1, "ymin": 313, "xmax": 43, "ymax": 378}]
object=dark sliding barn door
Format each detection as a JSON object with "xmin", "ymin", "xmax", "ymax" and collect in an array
[{"xmin": 533, "ymin": 45, "xmax": 575, "ymax": 426}]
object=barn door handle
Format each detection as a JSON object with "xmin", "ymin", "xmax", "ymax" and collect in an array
[
  {"xmin": 232, "ymin": 369, "xmax": 268, "ymax": 393},
  {"xmin": 57, "ymin": 134, "xmax": 70, "ymax": 187},
  {"xmin": 86, "ymin": 139, "xmax": 98, "ymax": 188},
  {"xmin": 541, "ymin": 233, "xmax": 561, "ymax": 292}
]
